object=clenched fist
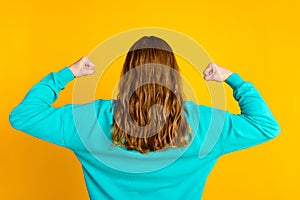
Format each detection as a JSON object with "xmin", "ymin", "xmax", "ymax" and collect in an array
[
  {"xmin": 69, "ymin": 56, "xmax": 95, "ymax": 78},
  {"xmin": 203, "ymin": 62, "xmax": 233, "ymax": 82}
]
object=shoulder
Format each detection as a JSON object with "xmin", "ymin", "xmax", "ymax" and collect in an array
[
  {"xmin": 94, "ymin": 98, "xmax": 115, "ymax": 110},
  {"xmin": 70, "ymin": 99, "xmax": 115, "ymax": 121},
  {"xmin": 71, "ymin": 98, "xmax": 115, "ymax": 135},
  {"xmin": 93, "ymin": 99, "xmax": 115, "ymax": 119},
  {"xmin": 184, "ymin": 100, "xmax": 219, "ymax": 115},
  {"xmin": 184, "ymin": 100, "xmax": 227, "ymax": 125}
]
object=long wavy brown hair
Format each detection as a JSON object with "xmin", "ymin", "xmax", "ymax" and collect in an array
[{"xmin": 111, "ymin": 36, "xmax": 192, "ymax": 154}]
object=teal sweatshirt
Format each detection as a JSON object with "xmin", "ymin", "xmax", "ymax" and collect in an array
[{"xmin": 9, "ymin": 67, "xmax": 280, "ymax": 200}]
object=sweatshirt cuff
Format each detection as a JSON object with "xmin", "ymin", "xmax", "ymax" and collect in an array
[
  {"xmin": 56, "ymin": 67, "xmax": 75, "ymax": 86},
  {"xmin": 225, "ymin": 73, "xmax": 245, "ymax": 89}
]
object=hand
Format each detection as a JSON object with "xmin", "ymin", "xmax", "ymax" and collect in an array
[
  {"xmin": 69, "ymin": 56, "xmax": 95, "ymax": 78},
  {"xmin": 203, "ymin": 62, "xmax": 233, "ymax": 82}
]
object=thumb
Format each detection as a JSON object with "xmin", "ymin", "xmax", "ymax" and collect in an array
[
  {"xmin": 203, "ymin": 66, "xmax": 212, "ymax": 76},
  {"xmin": 84, "ymin": 57, "xmax": 95, "ymax": 67},
  {"xmin": 203, "ymin": 62, "xmax": 215, "ymax": 76}
]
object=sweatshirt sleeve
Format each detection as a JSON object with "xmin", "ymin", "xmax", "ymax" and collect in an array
[
  {"xmin": 217, "ymin": 73, "xmax": 280, "ymax": 155},
  {"xmin": 9, "ymin": 67, "xmax": 76, "ymax": 148}
]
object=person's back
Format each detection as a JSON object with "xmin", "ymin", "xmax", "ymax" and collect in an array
[{"xmin": 9, "ymin": 36, "xmax": 280, "ymax": 199}]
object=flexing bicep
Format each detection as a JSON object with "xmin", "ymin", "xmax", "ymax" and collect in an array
[
  {"xmin": 9, "ymin": 67, "xmax": 76, "ymax": 148},
  {"xmin": 218, "ymin": 73, "xmax": 280, "ymax": 154}
]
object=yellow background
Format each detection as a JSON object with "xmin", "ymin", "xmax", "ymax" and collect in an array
[{"xmin": 1, "ymin": 0, "xmax": 299, "ymax": 199}]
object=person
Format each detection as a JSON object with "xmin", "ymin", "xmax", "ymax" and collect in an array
[{"xmin": 9, "ymin": 36, "xmax": 280, "ymax": 200}]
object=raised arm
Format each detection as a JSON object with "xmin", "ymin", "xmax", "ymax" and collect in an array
[
  {"xmin": 203, "ymin": 62, "xmax": 280, "ymax": 155},
  {"xmin": 9, "ymin": 56, "xmax": 95, "ymax": 148}
]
